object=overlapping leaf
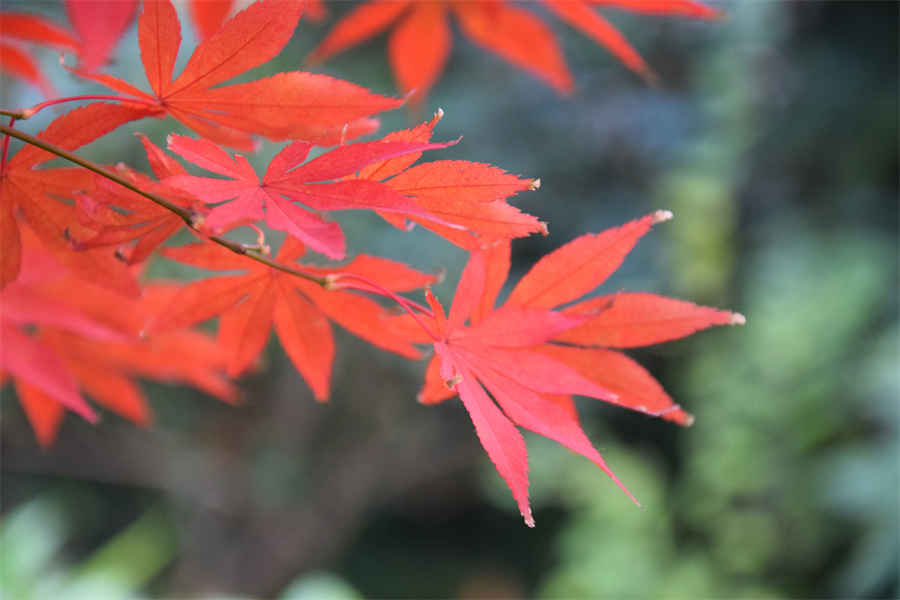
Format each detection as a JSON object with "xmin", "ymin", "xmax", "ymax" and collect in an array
[
  {"xmin": 0, "ymin": 232, "xmax": 236, "ymax": 446},
  {"xmin": 71, "ymin": 134, "xmax": 206, "ymax": 265},
  {"xmin": 414, "ymin": 212, "xmax": 743, "ymax": 524},
  {"xmin": 0, "ymin": 11, "xmax": 78, "ymax": 96},
  {"xmin": 357, "ymin": 110, "xmax": 546, "ymax": 250},
  {"xmin": 161, "ymin": 132, "xmax": 460, "ymax": 259},
  {"xmin": 0, "ymin": 103, "xmax": 149, "ymax": 291},
  {"xmin": 148, "ymin": 237, "xmax": 436, "ymax": 400},
  {"xmin": 310, "ymin": 0, "xmax": 719, "ymax": 102},
  {"xmin": 68, "ymin": 0, "xmax": 401, "ymax": 150},
  {"xmin": 65, "ymin": 0, "xmax": 138, "ymax": 72}
]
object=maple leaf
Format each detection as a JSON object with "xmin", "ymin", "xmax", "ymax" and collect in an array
[
  {"xmin": 356, "ymin": 109, "xmax": 547, "ymax": 250},
  {"xmin": 65, "ymin": 0, "xmax": 138, "ymax": 72},
  {"xmin": 188, "ymin": 0, "xmax": 236, "ymax": 42},
  {"xmin": 188, "ymin": 0, "xmax": 325, "ymax": 41},
  {"xmin": 540, "ymin": 0, "xmax": 719, "ymax": 82},
  {"xmin": 414, "ymin": 211, "xmax": 744, "ymax": 525},
  {"xmin": 309, "ymin": 0, "xmax": 718, "ymax": 103},
  {"xmin": 70, "ymin": 0, "xmax": 402, "ymax": 150},
  {"xmin": 161, "ymin": 132, "xmax": 459, "ymax": 259},
  {"xmin": 71, "ymin": 134, "xmax": 207, "ymax": 265},
  {"xmin": 0, "ymin": 11, "xmax": 79, "ymax": 96},
  {"xmin": 0, "ymin": 233, "xmax": 236, "ymax": 446},
  {"xmin": 148, "ymin": 237, "xmax": 436, "ymax": 401},
  {"xmin": 0, "ymin": 103, "xmax": 149, "ymax": 292}
]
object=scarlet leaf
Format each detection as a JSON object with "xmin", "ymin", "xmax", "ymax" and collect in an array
[
  {"xmin": 72, "ymin": 0, "xmax": 403, "ymax": 149},
  {"xmin": 1, "ymin": 323, "xmax": 97, "ymax": 423},
  {"xmin": 452, "ymin": 2, "xmax": 573, "ymax": 93},
  {"xmin": 386, "ymin": 161, "xmax": 541, "ymax": 206},
  {"xmin": 388, "ymin": 2, "xmax": 451, "ymax": 105},
  {"xmin": 164, "ymin": 134, "xmax": 458, "ymax": 258},
  {"xmin": 414, "ymin": 214, "xmax": 742, "ymax": 523},
  {"xmin": 535, "ymin": 345, "xmax": 695, "ymax": 426},
  {"xmin": 2, "ymin": 111, "xmax": 147, "ymax": 296},
  {"xmin": 153, "ymin": 240, "xmax": 433, "ymax": 399},
  {"xmin": 436, "ymin": 343, "xmax": 534, "ymax": 527},
  {"xmin": 188, "ymin": 0, "xmax": 234, "ymax": 41},
  {"xmin": 0, "ymin": 13, "xmax": 79, "ymax": 49},
  {"xmin": 558, "ymin": 292, "xmax": 745, "ymax": 347},
  {"xmin": 506, "ymin": 210, "xmax": 671, "ymax": 309},
  {"xmin": 471, "ymin": 241, "xmax": 510, "ymax": 325},
  {"xmin": 308, "ymin": 0, "xmax": 411, "ymax": 64},
  {"xmin": 454, "ymin": 307, "xmax": 585, "ymax": 348},
  {"xmin": 0, "ymin": 41, "xmax": 55, "ymax": 97},
  {"xmin": 0, "ymin": 201, "xmax": 21, "ymax": 289},
  {"xmin": 14, "ymin": 381, "xmax": 66, "ymax": 448},
  {"xmin": 357, "ymin": 113, "xmax": 545, "ymax": 249},
  {"xmin": 72, "ymin": 145, "xmax": 205, "ymax": 265},
  {"xmin": 542, "ymin": 0, "xmax": 652, "ymax": 80},
  {"xmin": 417, "ymin": 354, "xmax": 457, "ymax": 405},
  {"xmin": 0, "ymin": 12, "xmax": 78, "ymax": 95},
  {"xmin": 271, "ymin": 281, "xmax": 334, "ymax": 401},
  {"xmin": 0, "ymin": 241, "xmax": 236, "ymax": 444},
  {"xmin": 311, "ymin": 0, "xmax": 719, "ymax": 101},
  {"xmin": 465, "ymin": 357, "xmax": 636, "ymax": 503},
  {"xmin": 66, "ymin": 0, "xmax": 138, "ymax": 71}
]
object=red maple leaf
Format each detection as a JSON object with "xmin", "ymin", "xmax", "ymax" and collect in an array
[
  {"xmin": 0, "ymin": 11, "xmax": 79, "ymax": 97},
  {"xmin": 0, "ymin": 2, "xmax": 138, "ymax": 94},
  {"xmin": 161, "ymin": 132, "xmax": 459, "ymax": 259},
  {"xmin": 188, "ymin": 0, "xmax": 236, "ymax": 42},
  {"xmin": 69, "ymin": 0, "xmax": 402, "ymax": 150},
  {"xmin": 71, "ymin": 134, "xmax": 207, "ymax": 265},
  {"xmin": 0, "ymin": 231, "xmax": 236, "ymax": 446},
  {"xmin": 309, "ymin": 0, "xmax": 719, "ymax": 103},
  {"xmin": 0, "ymin": 103, "xmax": 149, "ymax": 292},
  {"xmin": 413, "ymin": 211, "xmax": 744, "ymax": 525},
  {"xmin": 65, "ymin": 0, "xmax": 139, "ymax": 72},
  {"xmin": 148, "ymin": 237, "xmax": 436, "ymax": 401},
  {"xmin": 356, "ymin": 109, "xmax": 547, "ymax": 250},
  {"xmin": 188, "ymin": 0, "xmax": 327, "ymax": 42}
]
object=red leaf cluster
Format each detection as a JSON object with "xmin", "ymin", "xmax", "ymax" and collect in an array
[
  {"xmin": 0, "ymin": 0, "xmax": 741, "ymax": 525},
  {"xmin": 309, "ymin": 0, "xmax": 719, "ymax": 103},
  {"xmin": 1, "ymin": 229, "xmax": 235, "ymax": 446}
]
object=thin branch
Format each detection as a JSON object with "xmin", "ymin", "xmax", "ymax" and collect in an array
[
  {"xmin": 0, "ymin": 122, "xmax": 328, "ymax": 286},
  {"xmin": 1, "ymin": 117, "xmax": 14, "ymax": 172}
]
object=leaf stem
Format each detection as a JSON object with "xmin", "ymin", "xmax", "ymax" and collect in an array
[
  {"xmin": 329, "ymin": 272, "xmax": 439, "ymax": 341},
  {"xmin": 3, "ymin": 95, "xmax": 158, "ymax": 120},
  {"xmin": 0, "ymin": 122, "xmax": 328, "ymax": 287}
]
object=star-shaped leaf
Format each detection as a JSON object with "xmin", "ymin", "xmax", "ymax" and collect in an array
[
  {"xmin": 149, "ymin": 237, "xmax": 436, "ymax": 400},
  {"xmin": 71, "ymin": 0, "xmax": 403, "ymax": 149},
  {"xmin": 415, "ymin": 211, "xmax": 744, "ymax": 525}
]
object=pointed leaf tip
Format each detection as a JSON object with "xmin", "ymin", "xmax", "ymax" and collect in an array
[
  {"xmin": 652, "ymin": 209, "xmax": 673, "ymax": 224},
  {"xmin": 530, "ymin": 178, "xmax": 541, "ymax": 190},
  {"xmin": 730, "ymin": 312, "xmax": 746, "ymax": 325}
]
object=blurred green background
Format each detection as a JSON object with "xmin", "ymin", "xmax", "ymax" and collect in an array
[{"xmin": 1, "ymin": 1, "xmax": 897, "ymax": 598}]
